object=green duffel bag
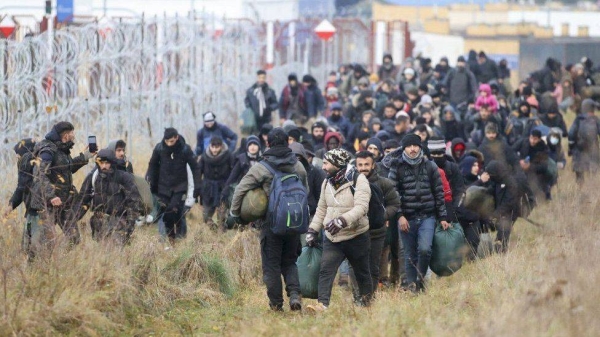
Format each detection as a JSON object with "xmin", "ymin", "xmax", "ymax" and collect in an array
[
  {"xmin": 133, "ymin": 175, "xmax": 154, "ymax": 214},
  {"xmin": 297, "ymin": 246, "xmax": 322, "ymax": 299},
  {"xmin": 430, "ymin": 222, "xmax": 466, "ymax": 277}
]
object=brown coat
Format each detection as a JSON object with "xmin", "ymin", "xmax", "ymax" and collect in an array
[{"xmin": 309, "ymin": 173, "xmax": 371, "ymax": 243}]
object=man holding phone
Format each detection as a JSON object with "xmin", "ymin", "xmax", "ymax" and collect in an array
[{"xmin": 30, "ymin": 122, "xmax": 96, "ymax": 254}]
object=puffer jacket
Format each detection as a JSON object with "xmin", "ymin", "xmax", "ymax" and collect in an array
[
  {"xmin": 30, "ymin": 129, "xmax": 89, "ymax": 210},
  {"xmin": 80, "ymin": 168, "xmax": 142, "ymax": 218},
  {"xmin": 389, "ymin": 157, "xmax": 447, "ymax": 221},
  {"xmin": 309, "ymin": 172, "xmax": 371, "ymax": 243},
  {"xmin": 146, "ymin": 135, "xmax": 200, "ymax": 197}
]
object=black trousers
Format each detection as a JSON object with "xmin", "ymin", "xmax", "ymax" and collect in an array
[
  {"xmin": 350, "ymin": 228, "xmax": 386, "ymax": 296},
  {"xmin": 318, "ymin": 232, "xmax": 372, "ymax": 306},
  {"xmin": 158, "ymin": 191, "xmax": 187, "ymax": 239},
  {"xmin": 260, "ymin": 227, "xmax": 301, "ymax": 308}
]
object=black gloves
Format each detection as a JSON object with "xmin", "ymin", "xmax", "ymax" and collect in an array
[
  {"xmin": 306, "ymin": 228, "xmax": 319, "ymax": 247},
  {"xmin": 325, "ymin": 217, "xmax": 347, "ymax": 235},
  {"xmin": 226, "ymin": 212, "xmax": 246, "ymax": 229},
  {"xmin": 193, "ymin": 188, "xmax": 201, "ymax": 199}
]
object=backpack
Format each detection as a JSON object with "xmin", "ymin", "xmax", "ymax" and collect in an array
[
  {"xmin": 350, "ymin": 172, "xmax": 386, "ymax": 230},
  {"xmin": 260, "ymin": 162, "xmax": 310, "ymax": 236},
  {"xmin": 575, "ymin": 116, "xmax": 599, "ymax": 151}
]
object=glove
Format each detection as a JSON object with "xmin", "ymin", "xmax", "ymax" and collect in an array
[
  {"xmin": 325, "ymin": 216, "xmax": 347, "ymax": 235},
  {"xmin": 225, "ymin": 212, "xmax": 245, "ymax": 229},
  {"xmin": 135, "ymin": 216, "xmax": 145, "ymax": 227},
  {"xmin": 83, "ymin": 149, "xmax": 94, "ymax": 160},
  {"xmin": 306, "ymin": 228, "xmax": 319, "ymax": 247}
]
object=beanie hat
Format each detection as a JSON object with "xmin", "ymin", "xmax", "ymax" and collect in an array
[
  {"xmin": 13, "ymin": 138, "xmax": 36, "ymax": 156},
  {"xmin": 246, "ymin": 135, "xmax": 260, "ymax": 149},
  {"xmin": 267, "ymin": 127, "xmax": 288, "ymax": 148},
  {"xmin": 370, "ymin": 117, "xmax": 382, "ymax": 126},
  {"xmin": 457, "ymin": 56, "xmax": 466, "ymax": 63},
  {"xmin": 420, "ymin": 95, "xmax": 433, "ymax": 104},
  {"xmin": 530, "ymin": 129, "xmax": 542, "ymax": 138},
  {"xmin": 96, "ymin": 149, "xmax": 116, "ymax": 163},
  {"xmin": 260, "ymin": 124, "xmax": 273, "ymax": 135},
  {"xmin": 324, "ymin": 131, "xmax": 343, "ymax": 146},
  {"xmin": 459, "ymin": 156, "xmax": 478, "ymax": 176},
  {"xmin": 282, "ymin": 120, "xmax": 297, "ymax": 134},
  {"xmin": 485, "ymin": 122, "xmax": 498, "ymax": 134},
  {"xmin": 301, "ymin": 140, "xmax": 316, "ymax": 157},
  {"xmin": 427, "ymin": 138, "xmax": 446, "ymax": 154},
  {"xmin": 384, "ymin": 139, "xmax": 400, "ymax": 150},
  {"xmin": 402, "ymin": 133, "xmax": 422, "ymax": 149},
  {"xmin": 53, "ymin": 121, "xmax": 75, "ymax": 135},
  {"xmin": 418, "ymin": 84, "xmax": 429, "ymax": 93},
  {"xmin": 330, "ymin": 102, "xmax": 343, "ymax": 111},
  {"xmin": 288, "ymin": 127, "xmax": 301, "ymax": 141},
  {"xmin": 366, "ymin": 137, "xmax": 383, "ymax": 154},
  {"xmin": 324, "ymin": 148, "xmax": 352, "ymax": 168},
  {"xmin": 289, "ymin": 142, "xmax": 308, "ymax": 162},
  {"xmin": 288, "ymin": 73, "xmax": 298, "ymax": 82},
  {"xmin": 203, "ymin": 111, "xmax": 216, "ymax": 122},
  {"xmin": 375, "ymin": 130, "xmax": 391, "ymax": 142},
  {"xmin": 312, "ymin": 121, "xmax": 328, "ymax": 131},
  {"xmin": 163, "ymin": 127, "xmax": 178, "ymax": 140},
  {"xmin": 581, "ymin": 98, "xmax": 600, "ymax": 114}
]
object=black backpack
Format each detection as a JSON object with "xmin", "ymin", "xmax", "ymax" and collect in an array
[{"xmin": 350, "ymin": 172, "xmax": 386, "ymax": 230}]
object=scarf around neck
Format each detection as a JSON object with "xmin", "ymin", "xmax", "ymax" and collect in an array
[
  {"xmin": 253, "ymin": 85, "xmax": 266, "ymax": 117},
  {"xmin": 402, "ymin": 149, "xmax": 424, "ymax": 167}
]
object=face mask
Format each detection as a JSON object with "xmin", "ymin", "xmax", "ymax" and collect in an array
[
  {"xmin": 550, "ymin": 137, "xmax": 559, "ymax": 145},
  {"xmin": 433, "ymin": 156, "xmax": 446, "ymax": 168}
]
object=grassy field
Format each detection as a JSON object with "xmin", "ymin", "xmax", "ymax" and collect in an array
[
  {"xmin": 0, "ymin": 166, "xmax": 598, "ymax": 336},
  {"xmin": 1, "ymin": 112, "xmax": 599, "ymax": 335}
]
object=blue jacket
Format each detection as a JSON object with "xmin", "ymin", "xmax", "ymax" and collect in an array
[
  {"xmin": 195, "ymin": 123, "xmax": 238, "ymax": 156},
  {"xmin": 304, "ymin": 84, "xmax": 325, "ymax": 118}
]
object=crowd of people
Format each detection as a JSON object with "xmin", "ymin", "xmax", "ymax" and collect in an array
[{"xmin": 6, "ymin": 50, "xmax": 600, "ymax": 313}]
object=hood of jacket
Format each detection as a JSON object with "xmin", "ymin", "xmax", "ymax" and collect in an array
[
  {"xmin": 479, "ymin": 83, "xmax": 492, "ymax": 96},
  {"xmin": 204, "ymin": 142, "xmax": 230, "ymax": 159},
  {"xmin": 262, "ymin": 146, "xmax": 297, "ymax": 171}
]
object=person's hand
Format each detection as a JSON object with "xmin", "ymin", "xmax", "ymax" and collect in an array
[
  {"xmin": 557, "ymin": 162, "xmax": 565, "ymax": 169},
  {"xmin": 306, "ymin": 228, "xmax": 319, "ymax": 247},
  {"xmin": 480, "ymin": 172, "xmax": 490, "ymax": 183},
  {"xmin": 385, "ymin": 220, "xmax": 389, "ymax": 228},
  {"xmin": 520, "ymin": 159, "xmax": 530, "ymax": 171},
  {"xmin": 280, "ymin": 118, "xmax": 286, "ymax": 126},
  {"xmin": 325, "ymin": 217, "xmax": 347, "ymax": 235},
  {"xmin": 440, "ymin": 220, "xmax": 451, "ymax": 230},
  {"xmin": 398, "ymin": 216, "xmax": 409, "ymax": 233},
  {"xmin": 50, "ymin": 197, "xmax": 62, "ymax": 207},
  {"xmin": 226, "ymin": 212, "xmax": 245, "ymax": 229}
]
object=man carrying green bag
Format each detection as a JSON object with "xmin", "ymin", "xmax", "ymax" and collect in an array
[
  {"xmin": 297, "ymin": 244, "xmax": 323, "ymax": 299},
  {"xmin": 430, "ymin": 222, "xmax": 466, "ymax": 277}
]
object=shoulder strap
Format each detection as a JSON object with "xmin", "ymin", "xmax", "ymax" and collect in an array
[{"xmin": 91, "ymin": 169, "xmax": 99, "ymax": 194}]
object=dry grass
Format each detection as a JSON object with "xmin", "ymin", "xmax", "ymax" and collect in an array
[{"xmin": 1, "ymin": 122, "xmax": 599, "ymax": 336}]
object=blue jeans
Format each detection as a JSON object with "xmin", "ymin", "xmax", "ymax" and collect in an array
[{"xmin": 400, "ymin": 216, "xmax": 436, "ymax": 285}]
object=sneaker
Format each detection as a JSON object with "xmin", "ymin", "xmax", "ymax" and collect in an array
[
  {"xmin": 306, "ymin": 302, "xmax": 328, "ymax": 313},
  {"xmin": 290, "ymin": 294, "xmax": 302, "ymax": 311}
]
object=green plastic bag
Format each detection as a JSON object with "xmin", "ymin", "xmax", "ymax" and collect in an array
[
  {"xmin": 240, "ymin": 108, "xmax": 257, "ymax": 135},
  {"xmin": 297, "ymin": 246, "xmax": 322, "ymax": 299},
  {"xmin": 430, "ymin": 222, "xmax": 466, "ymax": 277}
]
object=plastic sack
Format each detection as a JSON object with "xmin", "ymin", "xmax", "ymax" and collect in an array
[
  {"xmin": 241, "ymin": 108, "xmax": 257, "ymax": 135},
  {"xmin": 430, "ymin": 222, "xmax": 466, "ymax": 277},
  {"xmin": 297, "ymin": 246, "xmax": 322, "ymax": 299}
]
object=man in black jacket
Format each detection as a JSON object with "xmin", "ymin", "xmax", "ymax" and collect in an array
[
  {"xmin": 354, "ymin": 151, "xmax": 401, "ymax": 293},
  {"xmin": 389, "ymin": 134, "xmax": 450, "ymax": 293},
  {"xmin": 289, "ymin": 142, "xmax": 325, "ymax": 217},
  {"xmin": 7, "ymin": 138, "xmax": 37, "ymax": 259},
  {"xmin": 481, "ymin": 160, "xmax": 519, "ymax": 253},
  {"xmin": 228, "ymin": 128, "xmax": 308, "ymax": 312},
  {"xmin": 198, "ymin": 136, "xmax": 233, "ymax": 230},
  {"xmin": 513, "ymin": 129, "xmax": 552, "ymax": 200},
  {"xmin": 30, "ymin": 122, "xmax": 94, "ymax": 252},
  {"xmin": 245, "ymin": 70, "xmax": 279, "ymax": 131},
  {"xmin": 147, "ymin": 128, "xmax": 200, "ymax": 244},
  {"xmin": 80, "ymin": 149, "xmax": 142, "ymax": 245}
]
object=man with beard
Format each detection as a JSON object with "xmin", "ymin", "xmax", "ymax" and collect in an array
[
  {"xmin": 305, "ymin": 148, "xmax": 372, "ymax": 312},
  {"xmin": 326, "ymin": 102, "xmax": 354, "ymax": 142},
  {"xmin": 310, "ymin": 121, "xmax": 327, "ymax": 152},
  {"xmin": 279, "ymin": 73, "xmax": 307, "ymax": 125},
  {"xmin": 389, "ymin": 134, "xmax": 450, "ymax": 293},
  {"xmin": 197, "ymin": 137, "xmax": 233, "ymax": 230},
  {"xmin": 147, "ymin": 128, "xmax": 200, "ymax": 244},
  {"xmin": 353, "ymin": 151, "xmax": 401, "ymax": 294},
  {"xmin": 30, "ymin": 122, "xmax": 95, "ymax": 253},
  {"xmin": 228, "ymin": 128, "xmax": 307, "ymax": 312},
  {"xmin": 80, "ymin": 149, "xmax": 142, "ymax": 245},
  {"xmin": 107, "ymin": 139, "xmax": 134, "ymax": 173},
  {"xmin": 245, "ymin": 70, "xmax": 279, "ymax": 131},
  {"xmin": 377, "ymin": 53, "xmax": 399, "ymax": 82},
  {"xmin": 443, "ymin": 56, "xmax": 478, "ymax": 111},
  {"xmin": 195, "ymin": 111, "xmax": 238, "ymax": 156}
]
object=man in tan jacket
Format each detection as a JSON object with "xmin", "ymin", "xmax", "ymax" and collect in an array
[{"xmin": 306, "ymin": 148, "xmax": 372, "ymax": 312}]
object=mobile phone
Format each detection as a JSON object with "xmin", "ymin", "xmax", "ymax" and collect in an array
[{"xmin": 88, "ymin": 136, "xmax": 98, "ymax": 153}]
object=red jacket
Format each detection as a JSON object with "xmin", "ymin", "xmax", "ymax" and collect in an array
[{"xmin": 438, "ymin": 168, "xmax": 452, "ymax": 203}]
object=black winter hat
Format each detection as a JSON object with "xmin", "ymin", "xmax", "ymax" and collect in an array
[
  {"xmin": 96, "ymin": 149, "xmax": 116, "ymax": 163},
  {"xmin": 312, "ymin": 121, "xmax": 328, "ymax": 132},
  {"xmin": 366, "ymin": 137, "xmax": 383, "ymax": 154},
  {"xmin": 384, "ymin": 139, "xmax": 400, "ymax": 150},
  {"xmin": 288, "ymin": 127, "xmax": 301, "ymax": 142},
  {"xmin": 457, "ymin": 56, "xmax": 466, "ymax": 63},
  {"xmin": 402, "ymin": 133, "xmax": 422, "ymax": 149},
  {"xmin": 288, "ymin": 73, "xmax": 298, "ymax": 82},
  {"xmin": 267, "ymin": 127, "xmax": 288, "ymax": 148},
  {"xmin": 163, "ymin": 127, "xmax": 178, "ymax": 140},
  {"xmin": 53, "ymin": 121, "xmax": 75, "ymax": 135},
  {"xmin": 260, "ymin": 124, "xmax": 273, "ymax": 135},
  {"xmin": 246, "ymin": 135, "xmax": 260, "ymax": 149}
]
